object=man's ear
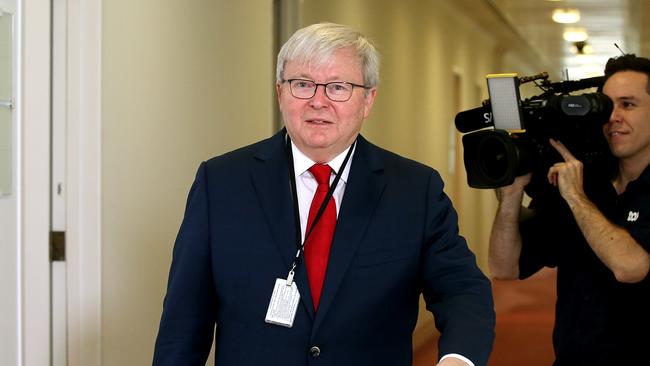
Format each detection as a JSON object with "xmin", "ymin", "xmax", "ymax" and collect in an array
[
  {"xmin": 276, "ymin": 83, "xmax": 283, "ymax": 109},
  {"xmin": 363, "ymin": 88, "xmax": 377, "ymax": 119}
]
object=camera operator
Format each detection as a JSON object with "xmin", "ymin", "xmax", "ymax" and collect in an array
[{"xmin": 488, "ymin": 54, "xmax": 650, "ymax": 365}]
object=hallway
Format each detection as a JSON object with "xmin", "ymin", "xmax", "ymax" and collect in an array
[{"xmin": 413, "ymin": 268, "xmax": 557, "ymax": 366}]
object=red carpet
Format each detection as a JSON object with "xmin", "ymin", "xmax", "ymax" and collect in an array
[{"xmin": 413, "ymin": 268, "xmax": 556, "ymax": 366}]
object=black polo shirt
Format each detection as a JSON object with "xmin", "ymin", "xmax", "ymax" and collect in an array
[{"xmin": 519, "ymin": 165, "xmax": 650, "ymax": 365}]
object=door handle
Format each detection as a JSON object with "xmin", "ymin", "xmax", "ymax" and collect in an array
[{"xmin": 0, "ymin": 99, "xmax": 13, "ymax": 109}]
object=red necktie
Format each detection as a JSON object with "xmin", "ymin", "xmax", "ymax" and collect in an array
[{"xmin": 305, "ymin": 164, "xmax": 336, "ymax": 311}]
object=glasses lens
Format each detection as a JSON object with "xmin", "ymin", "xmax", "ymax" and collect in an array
[
  {"xmin": 290, "ymin": 80, "xmax": 316, "ymax": 99},
  {"xmin": 326, "ymin": 82, "xmax": 353, "ymax": 101}
]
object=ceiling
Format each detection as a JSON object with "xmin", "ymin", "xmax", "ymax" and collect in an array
[{"xmin": 489, "ymin": 0, "xmax": 637, "ymax": 80}]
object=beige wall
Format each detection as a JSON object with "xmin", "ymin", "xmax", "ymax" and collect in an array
[
  {"xmin": 298, "ymin": 0, "xmax": 548, "ymax": 272},
  {"xmin": 101, "ymin": 1, "xmax": 273, "ymax": 364},
  {"xmin": 296, "ymin": 0, "xmax": 549, "ymax": 348},
  {"xmin": 99, "ymin": 0, "xmax": 551, "ymax": 363}
]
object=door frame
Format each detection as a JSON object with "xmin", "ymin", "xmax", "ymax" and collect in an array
[{"xmin": 63, "ymin": 0, "xmax": 102, "ymax": 364}]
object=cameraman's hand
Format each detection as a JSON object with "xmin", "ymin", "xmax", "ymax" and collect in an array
[
  {"xmin": 495, "ymin": 173, "xmax": 531, "ymax": 204},
  {"xmin": 548, "ymin": 139, "xmax": 650, "ymax": 283},
  {"xmin": 490, "ymin": 172, "xmax": 531, "ymax": 280},
  {"xmin": 547, "ymin": 138, "xmax": 587, "ymax": 204}
]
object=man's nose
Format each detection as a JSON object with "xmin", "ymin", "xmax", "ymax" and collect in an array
[
  {"xmin": 608, "ymin": 106, "xmax": 622, "ymax": 124},
  {"xmin": 309, "ymin": 85, "xmax": 330, "ymax": 107}
]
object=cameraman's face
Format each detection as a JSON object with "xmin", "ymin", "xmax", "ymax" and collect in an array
[{"xmin": 602, "ymin": 71, "xmax": 650, "ymax": 163}]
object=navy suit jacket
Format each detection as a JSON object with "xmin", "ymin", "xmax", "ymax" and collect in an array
[{"xmin": 153, "ymin": 130, "xmax": 495, "ymax": 366}]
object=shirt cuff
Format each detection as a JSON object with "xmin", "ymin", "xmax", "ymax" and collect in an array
[{"xmin": 439, "ymin": 353, "xmax": 474, "ymax": 366}]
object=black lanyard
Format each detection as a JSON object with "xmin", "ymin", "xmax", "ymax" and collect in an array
[{"xmin": 285, "ymin": 136, "xmax": 355, "ymax": 276}]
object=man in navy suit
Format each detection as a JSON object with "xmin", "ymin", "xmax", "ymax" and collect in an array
[{"xmin": 153, "ymin": 22, "xmax": 495, "ymax": 366}]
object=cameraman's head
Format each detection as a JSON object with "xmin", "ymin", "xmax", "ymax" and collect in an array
[
  {"xmin": 601, "ymin": 54, "xmax": 650, "ymax": 163},
  {"xmin": 604, "ymin": 54, "xmax": 650, "ymax": 94}
]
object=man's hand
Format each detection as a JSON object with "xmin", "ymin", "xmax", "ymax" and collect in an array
[
  {"xmin": 489, "ymin": 173, "xmax": 532, "ymax": 280},
  {"xmin": 547, "ymin": 138, "xmax": 587, "ymax": 204},
  {"xmin": 495, "ymin": 173, "xmax": 531, "ymax": 203}
]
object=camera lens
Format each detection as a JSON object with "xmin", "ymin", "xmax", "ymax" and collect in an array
[
  {"xmin": 478, "ymin": 135, "xmax": 510, "ymax": 181},
  {"xmin": 462, "ymin": 130, "xmax": 530, "ymax": 188}
]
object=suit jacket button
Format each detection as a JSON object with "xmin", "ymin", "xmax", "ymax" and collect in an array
[{"xmin": 309, "ymin": 346, "xmax": 321, "ymax": 357}]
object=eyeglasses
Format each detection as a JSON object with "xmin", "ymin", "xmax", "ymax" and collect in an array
[{"xmin": 284, "ymin": 79, "xmax": 370, "ymax": 102}]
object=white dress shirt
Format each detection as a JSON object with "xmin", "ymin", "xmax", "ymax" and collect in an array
[{"xmin": 290, "ymin": 141, "xmax": 353, "ymax": 243}]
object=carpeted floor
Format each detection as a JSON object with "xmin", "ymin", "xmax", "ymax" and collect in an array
[{"xmin": 413, "ymin": 268, "xmax": 557, "ymax": 366}]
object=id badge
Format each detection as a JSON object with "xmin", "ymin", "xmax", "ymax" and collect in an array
[{"xmin": 265, "ymin": 277, "xmax": 301, "ymax": 328}]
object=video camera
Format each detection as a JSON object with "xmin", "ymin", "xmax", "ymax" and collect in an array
[{"xmin": 454, "ymin": 72, "xmax": 615, "ymax": 198}]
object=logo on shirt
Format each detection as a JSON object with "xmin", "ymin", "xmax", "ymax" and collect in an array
[{"xmin": 627, "ymin": 211, "xmax": 640, "ymax": 222}]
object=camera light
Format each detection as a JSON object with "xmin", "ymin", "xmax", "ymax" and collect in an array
[
  {"xmin": 486, "ymin": 74, "xmax": 524, "ymax": 131},
  {"xmin": 552, "ymin": 9, "xmax": 581, "ymax": 24},
  {"xmin": 563, "ymin": 28, "xmax": 588, "ymax": 42}
]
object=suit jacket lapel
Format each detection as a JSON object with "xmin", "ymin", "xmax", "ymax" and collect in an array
[
  {"xmin": 250, "ymin": 129, "xmax": 316, "ymax": 320},
  {"xmin": 312, "ymin": 136, "xmax": 386, "ymax": 331}
]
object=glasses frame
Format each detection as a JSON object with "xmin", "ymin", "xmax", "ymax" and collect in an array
[{"xmin": 284, "ymin": 78, "xmax": 370, "ymax": 102}]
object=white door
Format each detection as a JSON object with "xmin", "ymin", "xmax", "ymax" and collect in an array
[
  {"xmin": 1, "ymin": 0, "xmax": 53, "ymax": 364},
  {"xmin": 0, "ymin": 0, "xmax": 19, "ymax": 363}
]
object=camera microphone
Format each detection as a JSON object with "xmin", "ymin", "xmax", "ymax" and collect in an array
[{"xmin": 454, "ymin": 106, "xmax": 494, "ymax": 133}]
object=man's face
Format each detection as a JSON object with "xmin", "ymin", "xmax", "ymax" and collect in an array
[
  {"xmin": 276, "ymin": 47, "xmax": 377, "ymax": 162},
  {"xmin": 602, "ymin": 71, "xmax": 650, "ymax": 163}
]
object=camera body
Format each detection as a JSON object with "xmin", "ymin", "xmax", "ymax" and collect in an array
[{"xmin": 455, "ymin": 73, "xmax": 615, "ymax": 196}]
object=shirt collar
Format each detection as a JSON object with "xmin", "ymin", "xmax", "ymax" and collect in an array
[
  {"xmin": 640, "ymin": 164, "xmax": 650, "ymax": 183},
  {"xmin": 631, "ymin": 163, "xmax": 650, "ymax": 188},
  {"xmin": 290, "ymin": 141, "xmax": 355, "ymax": 184}
]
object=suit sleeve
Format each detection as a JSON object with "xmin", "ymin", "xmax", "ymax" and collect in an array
[
  {"xmin": 153, "ymin": 162, "xmax": 218, "ymax": 365},
  {"xmin": 420, "ymin": 171, "xmax": 495, "ymax": 366}
]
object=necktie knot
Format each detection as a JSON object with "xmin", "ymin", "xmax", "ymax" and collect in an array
[{"xmin": 309, "ymin": 164, "xmax": 332, "ymax": 189}]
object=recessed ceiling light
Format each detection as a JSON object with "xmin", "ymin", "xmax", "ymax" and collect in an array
[
  {"xmin": 552, "ymin": 9, "xmax": 581, "ymax": 24},
  {"xmin": 563, "ymin": 28, "xmax": 588, "ymax": 42}
]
